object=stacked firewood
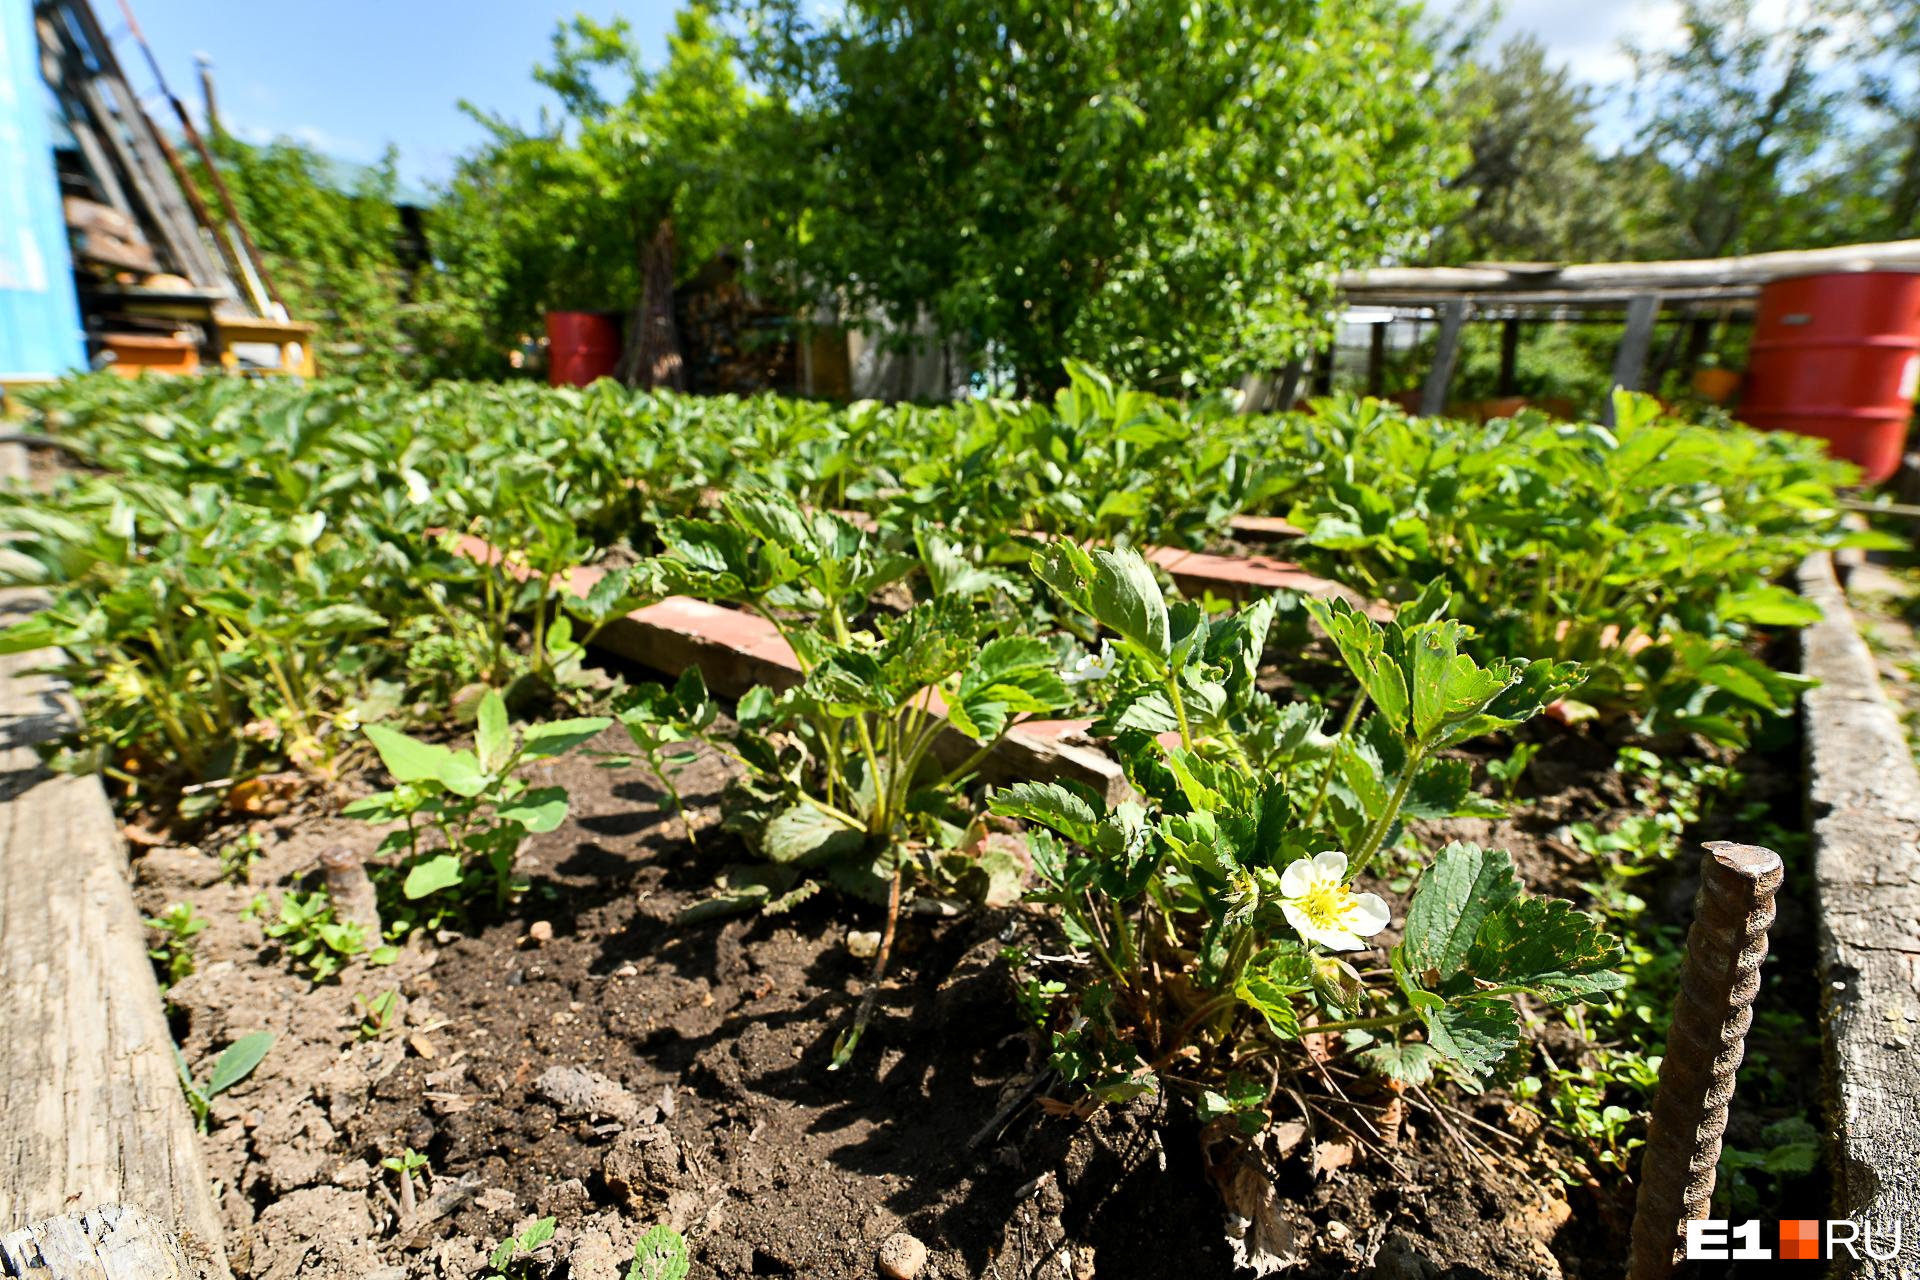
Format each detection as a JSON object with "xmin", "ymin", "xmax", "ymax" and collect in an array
[{"xmin": 673, "ymin": 253, "xmax": 798, "ymax": 395}]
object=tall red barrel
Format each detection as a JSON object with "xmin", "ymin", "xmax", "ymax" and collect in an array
[
  {"xmin": 1739, "ymin": 271, "xmax": 1920, "ymax": 485},
  {"xmin": 545, "ymin": 311, "xmax": 622, "ymax": 387}
]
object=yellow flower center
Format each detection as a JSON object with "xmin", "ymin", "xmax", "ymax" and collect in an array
[{"xmin": 1295, "ymin": 881, "xmax": 1350, "ymax": 927}]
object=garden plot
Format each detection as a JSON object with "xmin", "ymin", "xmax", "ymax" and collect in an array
[
  {"xmin": 123, "ymin": 643, "xmax": 1820, "ymax": 1279},
  {"xmin": 0, "ymin": 373, "xmax": 1877, "ymax": 1277}
]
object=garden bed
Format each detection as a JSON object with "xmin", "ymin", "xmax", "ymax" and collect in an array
[
  {"xmin": 2, "ymin": 374, "xmax": 1880, "ymax": 1279},
  {"xmin": 124, "ymin": 652, "xmax": 1818, "ymax": 1280}
]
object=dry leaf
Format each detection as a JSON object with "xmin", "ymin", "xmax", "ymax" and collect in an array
[
  {"xmin": 1308, "ymin": 1141, "xmax": 1354, "ymax": 1180},
  {"xmin": 1220, "ymin": 1164, "xmax": 1305, "ymax": 1275},
  {"xmin": 408, "ymin": 1033, "xmax": 438, "ymax": 1061},
  {"xmin": 1271, "ymin": 1120, "xmax": 1309, "ymax": 1159}
]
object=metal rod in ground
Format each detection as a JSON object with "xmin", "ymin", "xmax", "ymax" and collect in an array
[{"xmin": 1627, "ymin": 841, "xmax": 1784, "ymax": 1280}]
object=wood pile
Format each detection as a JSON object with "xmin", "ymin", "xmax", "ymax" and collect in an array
[{"xmin": 674, "ymin": 252, "xmax": 798, "ymax": 395}]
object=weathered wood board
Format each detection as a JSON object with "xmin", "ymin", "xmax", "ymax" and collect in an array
[
  {"xmin": 0, "ymin": 436, "xmax": 229, "ymax": 1277},
  {"xmin": 0, "ymin": 1203, "xmax": 203, "ymax": 1279},
  {"xmin": 1797, "ymin": 552, "xmax": 1920, "ymax": 1274}
]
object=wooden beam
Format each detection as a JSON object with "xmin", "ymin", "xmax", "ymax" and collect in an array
[
  {"xmin": 1419, "ymin": 300, "xmax": 1469, "ymax": 418},
  {"xmin": 1796, "ymin": 552, "xmax": 1920, "ymax": 1274},
  {"xmin": 0, "ymin": 1204, "xmax": 212, "ymax": 1280},
  {"xmin": 0, "ymin": 605, "xmax": 231, "ymax": 1272},
  {"xmin": 1366, "ymin": 323, "xmax": 1386, "ymax": 396},
  {"xmin": 1341, "ymin": 237, "xmax": 1920, "ymax": 298}
]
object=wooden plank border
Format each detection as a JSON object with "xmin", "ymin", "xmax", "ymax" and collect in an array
[
  {"xmin": 0, "ymin": 442, "xmax": 230, "ymax": 1278},
  {"xmin": 1796, "ymin": 550, "xmax": 1920, "ymax": 1273}
]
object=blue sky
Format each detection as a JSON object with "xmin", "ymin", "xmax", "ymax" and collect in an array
[
  {"xmin": 113, "ymin": 0, "xmax": 1683, "ymax": 191},
  {"xmin": 121, "ymin": 0, "xmax": 680, "ymax": 187}
]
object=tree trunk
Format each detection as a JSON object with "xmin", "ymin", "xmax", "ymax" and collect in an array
[{"xmin": 616, "ymin": 217, "xmax": 686, "ymax": 392}]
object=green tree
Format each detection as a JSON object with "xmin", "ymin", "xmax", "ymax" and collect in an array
[
  {"xmin": 1434, "ymin": 37, "xmax": 1655, "ymax": 263},
  {"xmin": 435, "ymin": 5, "xmax": 757, "ymax": 371},
  {"xmin": 1624, "ymin": 0, "xmax": 1845, "ymax": 257},
  {"xmin": 1817, "ymin": 0, "xmax": 1920, "ymax": 242},
  {"xmin": 198, "ymin": 137, "xmax": 421, "ymax": 379},
  {"xmin": 733, "ymin": 0, "xmax": 1467, "ymax": 395}
]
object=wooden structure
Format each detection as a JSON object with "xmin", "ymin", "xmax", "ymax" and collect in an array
[
  {"xmin": 211, "ymin": 316, "xmax": 316, "ymax": 378},
  {"xmin": 1330, "ymin": 238, "xmax": 1920, "ymax": 422},
  {"xmin": 31, "ymin": 0, "xmax": 308, "ymax": 377},
  {"xmin": 0, "ymin": 446, "xmax": 231, "ymax": 1276},
  {"xmin": 1796, "ymin": 552, "xmax": 1920, "ymax": 1273}
]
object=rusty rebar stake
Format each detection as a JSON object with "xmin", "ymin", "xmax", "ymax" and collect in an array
[{"xmin": 1627, "ymin": 841, "xmax": 1784, "ymax": 1280}]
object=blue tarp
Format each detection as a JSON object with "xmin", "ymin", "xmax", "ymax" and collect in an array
[{"xmin": 0, "ymin": 0, "xmax": 84, "ymax": 379}]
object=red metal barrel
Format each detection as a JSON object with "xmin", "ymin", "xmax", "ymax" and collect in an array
[
  {"xmin": 545, "ymin": 311, "xmax": 622, "ymax": 387},
  {"xmin": 1739, "ymin": 271, "xmax": 1920, "ymax": 484}
]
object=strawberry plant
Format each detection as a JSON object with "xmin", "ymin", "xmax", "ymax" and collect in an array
[{"xmin": 993, "ymin": 547, "xmax": 1623, "ymax": 1117}]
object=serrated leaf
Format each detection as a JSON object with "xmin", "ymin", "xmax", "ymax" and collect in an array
[
  {"xmin": 990, "ymin": 779, "xmax": 1105, "ymax": 848},
  {"xmin": 952, "ymin": 634, "xmax": 1069, "ymax": 741},
  {"xmin": 1356, "ymin": 1040, "xmax": 1437, "ymax": 1087},
  {"xmin": 1408, "ymin": 621, "xmax": 1512, "ymax": 745},
  {"xmin": 1402, "ymin": 842, "xmax": 1521, "ymax": 982},
  {"xmin": 1305, "ymin": 597, "xmax": 1409, "ymax": 737},
  {"xmin": 1465, "ymin": 895, "xmax": 1627, "ymax": 1002},
  {"xmin": 1033, "ymin": 543, "xmax": 1169, "ymax": 660},
  {"xmin": 1420, "ymin": 997, "xmax": 1519, "ymax": 1078}
]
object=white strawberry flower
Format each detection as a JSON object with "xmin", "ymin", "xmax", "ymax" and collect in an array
[
  {"xmin": 1278, "ymin": 850, "xmax": 1391, "ymax": 952},
  {"xmin": 1064, "ymin": 640, "xmax": 1117, "ymax": 685}
]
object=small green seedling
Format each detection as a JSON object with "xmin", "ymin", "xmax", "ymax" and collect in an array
[
  {"xmin": 145, "ymin": 901, "xmax": 207, "ymax": 988},
  {"xmin": 250, "ymin": 890, "xmax": 395, "ymax": 983},
  {"xmin": 217, "ymin": 829, "xmax": 264, "ymax": 883},
  {"xmin": 606, "ymin": 668, "xmax": 716, "ymax": 848},
  {"xmin": 174, "ymin": 1031, "xmax": 273, "ymax": 1132},
  {"xmin": 487, "ymin": 1216, "xmax": 556, "ymax": 1278},
  {"xmin": 356, "ymin": 989, "xmax": 401, "ymax": 1040},
  {"xmin": 382, "ymin": 1146, "xmax": 430, "ymax": 1216},
  {"xmin": 1486, "ymin": 740, "xmax": 1541, "ymax": 800},
  {"xmin": 628, "ymin": 1224, "xmax": 690, "ymax": 1280},
  {"xmin": 346, "ymin": 689, "xmax": 610, "ymax": 911}
]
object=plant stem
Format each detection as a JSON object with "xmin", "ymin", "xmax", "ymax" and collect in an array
[
  {"xmin": 1304, "ymin": 692, "xmax": 1368, "ymax": 831},
  {"xmin": 1347, "ymin": 744, "xmax": 1423, "ymax": 881},
  {"xmin": 1167, "ymin": 671, "xmax": 1194, "ymax": 749},
  {"xmin": 830, "ymin": 858, "xmax": 904, "ymax": 1070},
  {"xmin": 1310, "ymin": 1010, "xmax": 1415, "ymax": 1037}
]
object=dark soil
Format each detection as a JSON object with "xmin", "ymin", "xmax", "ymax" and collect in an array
[{"xmin": 131, "ymin": 693, "xmax": 1818, "ymax": 1280}]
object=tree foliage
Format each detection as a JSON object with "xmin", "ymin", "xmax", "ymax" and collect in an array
[
  {"xmin": 196, "ymin": 138, "xmax": 426, "ymax": 379},
  {"xmin": 430, "ymin": 5, "xmax": 759, "ymax": 372},
  {"xmin": 1623, "ymin": 0, "xmax": 1846, "ymax": 257},
  {"xmin": 1434, "ymin": 38, "xmax": 1659, "ymax": 263},
  {"xmin": 731, "ymin": 0, "xmax": 1467, "ymax": 395}
]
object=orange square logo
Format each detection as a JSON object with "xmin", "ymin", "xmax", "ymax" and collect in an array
[{"xmin": 1780, "ymin": 1220, "xmax": 1821, "ymax": 1261}]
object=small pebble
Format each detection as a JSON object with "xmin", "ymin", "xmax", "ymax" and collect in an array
[
  {"xmin": 848, "ymin": 929, "xmax": 882, "ymax": 959},
  {"xmin": 527, "ymin": 920, "xmax": 554, "ymax": 946},
  {"xmin": 877, "ymin": 1231, "xmax": 927, "ymax": 1280}
]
